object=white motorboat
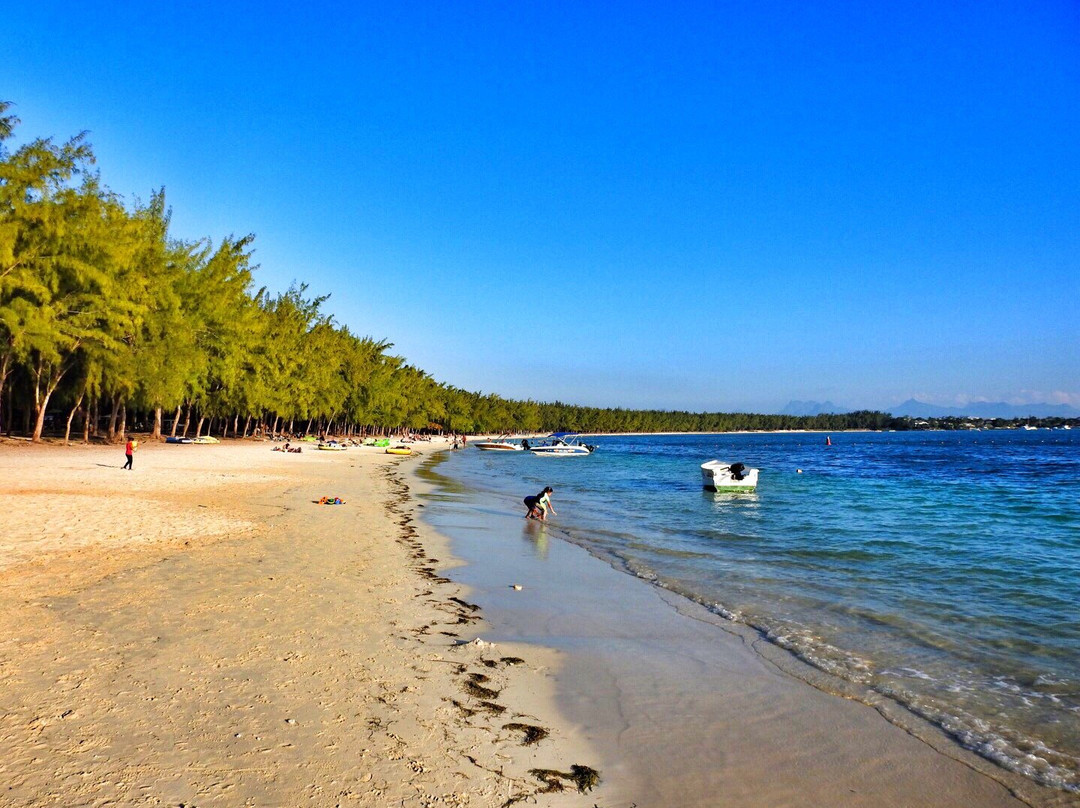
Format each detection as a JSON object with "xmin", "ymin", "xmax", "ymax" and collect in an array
[
  {"xmin": 473, "ymin": 439, "xmax": 525, "ymax": 451},
  {"xmin": 528, "ymin": 434, "xmax": 596, "ymax": 456},
  {"xmin": 701, "ymin": 461, "xmax": 758, "ymax": 491}
]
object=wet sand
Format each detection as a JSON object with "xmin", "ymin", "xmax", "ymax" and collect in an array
[
  {"xmin": 414, "ymin": 453, "xmax": 1073, "ymax": 808},
  {"xmin": 0, "ymin": 440, "xmax": 596, "ymax": 806}
]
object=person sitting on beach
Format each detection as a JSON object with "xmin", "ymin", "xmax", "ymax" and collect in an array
[{"xmin": 523, "ymin": 486, "xmax": 556, "ymax": 521}]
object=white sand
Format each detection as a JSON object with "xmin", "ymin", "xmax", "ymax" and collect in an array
[{"xmin": 0, "ymin": 439, "xmax": 597, "ymax": 806}]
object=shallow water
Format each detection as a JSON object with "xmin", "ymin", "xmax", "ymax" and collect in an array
[{"xmin": 434, "ymin": 430, "xmax": 1080, "ymax": 793}]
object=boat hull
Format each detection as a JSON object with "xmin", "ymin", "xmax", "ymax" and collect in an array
[
  {"xmin": 530, "ymin": 447, "xmax": 592, "ymax": 456},
  {"xmin": 474, "ymin": 442, "xmax": 524, "ymax": 451},
  {"xmin": 701, "ymin": 461, "xmax": 759, "ymax": 491}
]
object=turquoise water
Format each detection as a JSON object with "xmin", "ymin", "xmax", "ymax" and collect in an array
[{"xmin": 433, "ymin": 430, "xmax": 1080, "ymax": 793}]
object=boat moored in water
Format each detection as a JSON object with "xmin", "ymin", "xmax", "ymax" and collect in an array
[
  {"xmin": 701, "ymin": 460, "xmax": 758, "ymax": 491},
  {"xmin": 528, "ymin": 433, "xmax": 597, "ymax": 456},
  {"xmin": 473, "ymin": 438, "xmax": 525, "ymax": 451}
]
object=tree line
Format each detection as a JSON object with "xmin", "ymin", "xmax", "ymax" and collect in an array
[{"xmin": 1, "ymin": 102, "xmax": 907, "ymax": 443}]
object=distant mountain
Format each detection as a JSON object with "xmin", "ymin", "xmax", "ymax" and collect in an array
[
  {"xmin": 780, "ymin": 400, "xmax": 846, "ymax": 416},
  {"xmin": 888, "ymin": 398, "xmax": 1080, "ymax": 419}
]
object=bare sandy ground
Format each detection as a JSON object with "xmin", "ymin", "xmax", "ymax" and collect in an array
[{"xmin": 0, "ymin": 440, "xmax": 599, "ymax": 807}]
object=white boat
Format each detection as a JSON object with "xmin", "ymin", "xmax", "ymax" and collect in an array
[
  {"xmin": 701, "ymin": 461, "xmax": 759, "ymax": 492},
  {"xmin": 529, "ymin": 434, "xmax": 596, "ymax": 456},
  {"xmin": 473, "ymin": 439, "xmax": 525, "ymax": 451}
]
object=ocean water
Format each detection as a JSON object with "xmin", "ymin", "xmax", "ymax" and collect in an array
[{"xmin": 429, "ymin": 430, "xmax": 1080, "ymax": 793}]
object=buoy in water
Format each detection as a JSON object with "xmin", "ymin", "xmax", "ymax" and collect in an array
[{"xmin": 826, "ymin": 436, "xmax": 832, "ymax": 446}]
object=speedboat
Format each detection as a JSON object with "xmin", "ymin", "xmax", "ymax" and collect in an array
[
  {"xmin": 701, "ymin": 461, "xmax": 759, "ymax": 491},
  {"xmin": 529, "ymin": 434, "xmax": 596, "ymax": 456},
  {"xmin": 473, "ymin": 438, "xmax": 525, "ymax": 451}
]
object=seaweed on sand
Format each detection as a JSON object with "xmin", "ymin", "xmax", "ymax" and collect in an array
[
  {"xmin": 449, "ymin": 596, "xmax": 480, "ymax": 611},
  {"xmin": 462, "ymin": 679, "xmax": 500, "ymax": 700},
  {"xmin": 502, "ymin": 722, "xmax": 549, "ymax": 746},
  {"xmin": 528, "ymin": 765, "xmax": 601, "ymax": 793},
  {"xmin": 451, "ymin": 699, "xmax": 476, "ymax": 718}
]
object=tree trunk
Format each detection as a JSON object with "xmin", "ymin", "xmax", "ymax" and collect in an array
[
  {"xmin": 195, "ymin": 415, "xmax": 205, "ymax": 438},
  {"xmin": 106, "ymin": 393, "xmax": 121, "ymax": 443},
  {"xmin": 3, "ymin": 377, "xmax": 12, "ymax": 436},
  {"xmin": 118, "ymin": 402, "xmax": 127, "ymax": 442},
  {"xmin": 31, "ymin": 360, "xmax": 67, "ymax": 443},
  {"xmin": 181, "ymin": 403, "xmax": 192, "ymax": 437},
  {"xmin": 152, "ymin": 407, "xmax": 163, "ymax": 440},
  {"xmin": 64, "ymin": 391, "xmax": 85, "ymax": 445},
  {"xmin": 271, "ymin": 415, "xmax": 280, "ymax": 437},
  {"xmin": 242, "ymin": 415, "xmax": 251, "ymax": 439},
  {"xmin": 170, "ymin": 405, "xmax": 181, "ymax": 437},
  {"xmin": 0, "ymin": 351, "xmax": 10, "ymax": 435}
]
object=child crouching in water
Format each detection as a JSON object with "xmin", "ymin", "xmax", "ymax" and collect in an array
[{"xmin": 523, "ymin": 486, "xmax": 556, "ymax": 520}]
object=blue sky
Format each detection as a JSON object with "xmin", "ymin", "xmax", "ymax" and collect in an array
[{"xmin": 4, "ymin": 1, "xmax": 1078, "ymax": 413}]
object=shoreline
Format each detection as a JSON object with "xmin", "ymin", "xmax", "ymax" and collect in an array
[
  {"xmin": 0, "ymin": 440, "xmax": 599, "ymax": 806},
  {"xmin": 415, "ymin": 449, "xmax": 1072, "ymax": 808},
  {"xmin": 2, "ymin": 438, "xmax": 1072, "ymax": 807}
]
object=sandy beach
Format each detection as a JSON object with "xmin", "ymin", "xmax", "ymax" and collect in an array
[
  {"xmin": 0, "ymin": 439, "xmax": 1071, "ymax": 807},
  {"xmin": 0, "ymin": 439, "xmax": 596, "ymax": 806}
]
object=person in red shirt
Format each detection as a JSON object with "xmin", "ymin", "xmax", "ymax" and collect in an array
[{"xmin": 123, "ymin": 437, "xmax": 137, "ymax": 470}]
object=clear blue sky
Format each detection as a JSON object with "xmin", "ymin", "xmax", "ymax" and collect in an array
[{"xmin": 4, "ymin": 1, "xmax": 1078, "ymax": 413}]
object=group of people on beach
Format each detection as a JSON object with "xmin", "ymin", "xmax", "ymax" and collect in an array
[{"xmin": 119, "ymin": 432, "xmax": 557, "ymax": 523}]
